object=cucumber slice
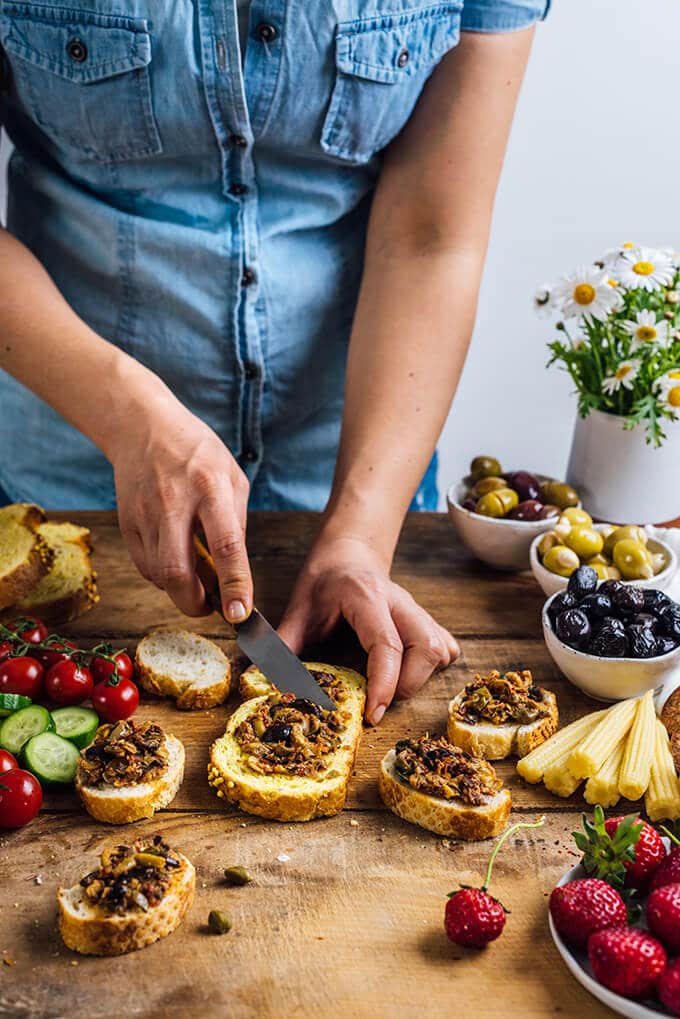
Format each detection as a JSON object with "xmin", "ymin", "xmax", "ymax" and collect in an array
[
  {"xmin": 0, "ymin": 693, "xmax": 32, "ymax": 717},
  {"xmin": 51, "ymin": 706, "xmax": 99, "ymax": 749},
  {"xmin": 0, "ymin": 705, "xmax": 54, "ymax": 755},
  {"xmin": 23, "ymin": 732, "xmax": 79, "ymax": 785}
]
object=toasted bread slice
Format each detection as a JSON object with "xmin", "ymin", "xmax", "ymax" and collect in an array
[
  {"xmin": 12, "ymin": 520, "xmax": 99, "ymax": 623},
  {"xmin": 209, "ymin": 663, "xmax": 366, "ymax": 821},
  {"xmin": 447, "ymin": 688, "xmax": 558, "ymax": 761},
  {"xmin": 58, "ymin": 849, "xmax": 195, "ymax": 956},
  {"xmin": 136, "ymin": 629, "xmax": 231, "ymax": 709},
  {"xmin": 75, "ymin": 735, "xmax": 185, "ymax": 824},
  {"xmin": 379, "ymin": 748, "xmax": 511, "ymax": 840},
  {"xmin": 0, "ymin": 503, "xmax": 53, "ymax": 610}
]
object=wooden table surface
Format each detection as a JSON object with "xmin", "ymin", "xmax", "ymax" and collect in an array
[{"xmin": 0, "ymin": 512, "xmax": 623, "ymax": 1019}]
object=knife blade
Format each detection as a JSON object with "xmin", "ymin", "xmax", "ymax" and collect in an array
[{"xmin": 192, "ymin": 535, "xmax": 336, "ymax": 711}]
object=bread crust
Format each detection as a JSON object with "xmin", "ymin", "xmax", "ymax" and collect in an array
[
  {"xmin": 13, "ymin": 523, "xmax": 98, "ymax": 624},
  {"xmin": 378, "ymin": 750, "xmax": 511, "ymax": 840},
  {"xmin": 58, "ymin": 852, "xmax": 195, "ymax": 956},
  {"xmin": 136, "ymin": 630, "xmax": 231, "ymax": 709},
  {"xmin": 447, "ymin": 688, "xmax": 558, "ymax": 760},
  {"xmin": 210, "ymin": 662, "xmax": 366, "ymax": 822},
  {"xmin": 0, "ymin": 504, "xmax": 53, "ymax": 611}
]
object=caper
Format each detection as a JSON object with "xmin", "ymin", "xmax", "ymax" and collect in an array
[
  {"xmin": 468, "ymin": 476, "xmax": 507, "ymax": 499},
  {"xmin": 537, "ymin": 531, "xmax": 560, "ymax": 558},
  {"xmin": 208, "ymin": 910, "xmax": 232, "ymax": 935},
  {"xmin": 560, "ymin": 507, "xmax": 593, "ymax": 528},
  {"xmin": 223, "ymin": 865, "xmax": 252, "ymax": 886},
  {"xmin": 543, "ymin": 545, "xmax": 580, "ymax": 578},
  {"xmin": 539, "ymin": 480, "xmax": 580, "ymax": 510},
  {"xmin": 470, "ymin": 455, "xmax": 503, "ymax": 481},
  {"xmin": 564, "ymin": 526, "xmax": 604, "ymax": 560},
  {"xmin": 603, "ymin": 525, "xmax": 648, "ymax": 558},
  {"xmin": 476, "ymin": 487, "xmax": 519, "ymax": 518},
  {"xmin": 612, "ymin": 539, "xmax": 654, "ymax": 580}
]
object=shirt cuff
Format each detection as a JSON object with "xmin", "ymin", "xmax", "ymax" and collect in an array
[{"xmin": 461, "ymin": 0, "xmax": 551, "ymax": 33}]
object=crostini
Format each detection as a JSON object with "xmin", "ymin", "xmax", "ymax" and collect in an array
[
  {"xmin": 379, "ymin": 734, "xmax": 511, "ymax": 840},
  {"xmin": 58, "ymin": 835, "xmax": 195, "ymax": 956},
  {"xmin": 135, "ymin": 628, "xmax": 231, "ymax": 709},
  {"xmin": 447, "ymin": 670, "xmax": 558, "ymax": 761},
  {"xmin": 209, "ymin": 663, "xmax": 366, "ymax": 822},
  {"xmin": 75, "ymin": 720, "xmax": 185, "ymax": 824}
]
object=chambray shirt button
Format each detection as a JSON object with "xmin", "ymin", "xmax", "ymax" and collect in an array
[
  {"xmin": 242, "ymin": 449, "xmax": 258, "ymax": 463},
  {"xmin": 229, "ymin": 134, "xmax": 248, "ymax": 149},
  {"xmin": 256, "ymin": 23, "xmax": 278, "ymax": 43},
  {"xmin": 229, "ymin": 183, "xmax": 249, "ymax": 196},
  {"xmin": 67, "ymin": 38, "xmax": 88, "ymax": 62},
  {"xmin": 241, "ymin": 267, "xmax": 257, "ymax": 287},
  {"xmin": 397, "ymin": 48, "xmax": 409, "ymax": 68}
]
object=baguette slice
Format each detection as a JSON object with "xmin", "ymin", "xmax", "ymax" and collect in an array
[
  {"xmin": 12, "ymin": 520, "xmax": 98, "ymax": 623},
  {"xmin": 447, "ymin": 687, "xmax": 558, "ymax": 761},
  {"xmin": 75, "ymin": 735, "xmax": 185, "ymax": 824},
  {"xmin": 0, "ymin": 503, "xmax": 53, "ymax": 610},
  {"xmin": 209, "ymin": 663, "xmax": 366, "ymax": 822},
  {"xmin": 379, "ymin": 749, "xmax": 511, "ymax": 840},
  {"xmin": 136, "ymin": 629, "xmax": 231, "ymax": 709},
  {"xmin": 58, "ymin": 850, "xmax": 195, "ymax": 956}
]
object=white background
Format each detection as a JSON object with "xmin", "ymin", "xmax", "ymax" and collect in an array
[{"xmin": 0, "ymin": 0, "xmax": 676, "ymax": 506}]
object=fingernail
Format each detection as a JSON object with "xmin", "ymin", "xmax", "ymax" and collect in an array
[
  {"xmin": 371, "ymin": 704, "xmax": 386, "ymax": 726},
  {"xmin": 227, "ymin": 600, "xmax": 247, "ymax": 623}
]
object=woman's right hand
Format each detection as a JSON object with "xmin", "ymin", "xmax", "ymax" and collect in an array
[{"xmin": 109, "ymin": 383, "xmax": 253, "ymax": 622}]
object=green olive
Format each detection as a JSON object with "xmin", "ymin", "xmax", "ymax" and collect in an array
[
  {"xmin": 590, "ymin": 563, "xmax": 622, "ymax": 581},
  {"xmin": 585, "ymin": 553, "xmax": 608, "ymax": 566},
  {"xmin": 468, "ymin": 476, "xmax": 508, "ymax": 499},
  {"xmin": 537, "ymin": 531, "xmax": 560, "ymax": 558},
  {"xmin": 603, "ymin": 525, "xmax": 648, "ymax": 558},
  {"xmin": 539, "ymin": 480, "xmax": 580, "ymax": 510},
  {"xmin": 560, "ymin": 507, "xmax": 593, "ymax": 528},
  {"xmin": 598, "ymin": 523, "xmax": 617, "ymax": 541},
  {"xmin": 554, "ymin": 515, "xmax": 573, "ymax": 540},
  {"xmin": 564, "ymin": 526, "xmax": 604, "ymax": 559},
  {"xmin": 543, "ymin": 545, "xmax": 580, "ymax": 577},
  {"xmin": 612, "ymin": 539, "xmax": 654, "ymax": 580},
  {"xmin": 208, "ymin": 910, "xmax": 232, "ymax": 935},
  {"xmin": 223, "ymin": 865, "xmax": 252, "ymax": 886},
  {"xmin": 476, "ymin": 487, "xmax": 519, "ymax": 518},
  {"xmin": 470, "ymin": 456, "xmax": 503, "ymax": 482}
]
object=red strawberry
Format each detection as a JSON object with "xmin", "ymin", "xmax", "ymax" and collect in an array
[
  {"xmin": 549, "ymin": 878, "xmax": 627, "ymax": 948},
  {"xmin": 445, "ymin": 888, "xmax": 505, "ymax": 947},
  {"xmin": 588, "ymin": 927, "xmax": 666, "ymax": 999},
  {"xmin": 604, "ymin": 816, "xmax": 666, "ymax": 889},
  {"xmin": 651, "ymin": 846, "xmax": 680, "ymax": 892},
  {"xmin": 574, "ymin": 807, "xmax": 665, "ymax": 892},
  {"xmin": 659, "ymin": 958, "xmax": 680, "ymax": 1016},
  {"xmin": 647, "ymin": 883, "xmax": 680, "ymax": 953}
]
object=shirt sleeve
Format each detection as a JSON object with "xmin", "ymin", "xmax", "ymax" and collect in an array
[{"xmin": 461, "ymin": 0, "xmax": 551, "ymax": 33}]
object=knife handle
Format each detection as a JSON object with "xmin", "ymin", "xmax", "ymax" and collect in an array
[{"xmin": 192, "ymin": 534, "xmax": 222, "ymax": 612}]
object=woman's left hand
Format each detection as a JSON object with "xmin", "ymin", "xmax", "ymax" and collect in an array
[{"xmin": 277, "ymin": 535, "xmax": 459, "ymax": 725}]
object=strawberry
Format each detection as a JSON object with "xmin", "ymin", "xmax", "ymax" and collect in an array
[
  {"xmin": 588, "ymin": 927, "xmax": 667, "ymax": 999},
  {"xmin": 646, "ymin": 883, "xmax": 680, "ymax": 953},
  {"xmin": 651, "ymin": 845, "xmax": 680, "ymax": 892},
  {"xmin": 659, "ymin": 958, "xmax": 680, "ymax": 1017},
  {"xmin": 444, "ymin": 816, "xmax": 545, "ymax": 948},
  {"xmin": 549, "ymin": 878, "xmax": 627, "ymax": 948},
  {"xmin": 604, "ymin": 815, "xmax": 666, "ymax": 890},
  {"xmin": 573, "ymin": 806, "xmax": 665, "ymax": 892}
]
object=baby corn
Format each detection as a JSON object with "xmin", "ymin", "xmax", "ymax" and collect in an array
[
  {"xmin": 568, "ymin": 698, "xmax": 638, "ymax": 779},
  {"xmin": 543, "ymin": 752, "xmax": 583, "ymax": 798},
  {"xmin": 583, "ymin": 738, "xmax": 625, "ymax": 808},
  {"xmin": 517, "ymin": 710, "xmax": 608, "ymax": 784},
  {"xmin": 645, "ymin": 719, "xmax": 680, "ymax": 822},
  {"xmin": 618, "ymin": 690, "xmax": 656, "ymax": 801}
]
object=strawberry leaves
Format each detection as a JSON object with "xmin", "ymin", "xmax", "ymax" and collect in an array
[{"xmin": 573, "ymin": 806, "xmax": 644, "ymax": 892}]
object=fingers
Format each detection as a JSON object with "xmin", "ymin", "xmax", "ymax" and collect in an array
[
  {"xmin": 156, "ymin": 510, "xmax": 208, "ymax": 616},
  {"xmin": 345, "ymin": 595, "xmax": 403, "ymax": 726},
  {"xmin": 119, "ymin": 519, "xmax": 152, "ymax": 582},
  {"xmin": 199, "ymin": 496, "xmax": 253, "ymax": 624},
  {"xmin": 391, "ymin": 594, "xmax": 460, "ymax": 702}
]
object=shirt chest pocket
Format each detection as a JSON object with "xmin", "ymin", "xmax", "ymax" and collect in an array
[
  {"xmin": 321, "ymin": 3, "xmax": 462, "ymax": 165},
  {"xmin": 0, "ymin": 4, "xmax": 161, "ymax": 163}
]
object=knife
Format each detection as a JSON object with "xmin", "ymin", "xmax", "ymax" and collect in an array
[{"xmin": 192, "ymin": 534, "xmax": 336, "ymax": 711}]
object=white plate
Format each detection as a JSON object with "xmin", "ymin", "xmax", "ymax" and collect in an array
[{"xmin": 549, "ymin": 844, "xmax": 671, "ymax": 1018}]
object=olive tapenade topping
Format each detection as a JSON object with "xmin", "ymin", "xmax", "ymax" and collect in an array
[
  {"xmin": 453, "ymin": 670, "xmax": 549, "ymax": 726},
  {"xmin": 80, "ymin": 835, "xmax": 180, "ymax": 915},
  {"xmin": 394, "ymin": 735, "xmax": 502, "ymax": 806},
  {"xmin": 235, "ymin": 672, "xmax": 349, "ymax": 778},
  {"xmin": 79, "ymin": 720, "xmax": 168, "ymax": 788}
]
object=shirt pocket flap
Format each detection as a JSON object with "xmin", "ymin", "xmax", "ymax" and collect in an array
[
  {"xmin": 0, "ymin": 6, "xmax": 152, "ymax": 84},
  {"xmin": 335, "ymin": 3, "xmax": 462, "ymax": 85}
]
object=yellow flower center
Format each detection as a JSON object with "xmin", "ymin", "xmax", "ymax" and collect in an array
[
  {"xmin": 669, "ymin": 386, "xmax": 680, "ymax": 407},
  {"xmin": 623, "ymin": 242, "xmax": 635, "ymax": 249},
  {"xmin": 633, "ymin": 261, "xmax": 655, "ymax": 276},
  {"xmin": 573, "ymin": 283, "xmax": 596, "ymax": 305},
  {"xmin": 608, "ymin": 279, "xmax": 619, "ymax": 287},
  {"xmin": 636, "ymin": 325, "xmax": 657, "ymax": 342},
  {"xmin": 616, "ymin": 365, "xmax": 633, "ymax": 380},
  {"xmin": 669, "ymin": 371, "xmax": 680, "ymax": 380}
]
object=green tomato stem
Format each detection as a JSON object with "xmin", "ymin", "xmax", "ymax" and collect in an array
[{"xmin": 482, "ymin": 815, "xmax": 546, "ymax": 893}]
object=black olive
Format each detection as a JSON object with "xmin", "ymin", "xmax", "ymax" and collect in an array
[
  {"xmin": 627, "ymin": 623, "xmax": 659, "ymax": 659},
  {"xmin": 528, "ymin": 685, "xmax": 544, "ymax": 701},
  {"xmin": 656, "ymin": 635, "xmax": 678, "ymax": 656},
  {"xmin": 578, "ymin": 592, "xmax": 613, "ymax": 620},
  {"xmin": 661, "ymin": 605, "xmax": 680, "ymax": 640},
  {"xmin": 598, "ymin": 579, "xmax": 626, "ymax": 601},
  {"xmin": 555, "ymin": 608, "xmax": 591, "ymax": 650},
  {"xmin": 288, "ymin": 698, "xmax": 323, "ymax": 717},
  {"xmin": 548, "ymin": 590, "xmax": 577, "ymax": 624},
  {"xmin": 567, "ymin": 565, "xmax": 598, "ymax": 600},
  {"xmin": 589, "ymin": 617, "xmax": 629, "ymax": 658},
  {"xmin": 629, "ymin": 612, "xmax": 659, "ymax": 633},
  {"xmin": 610, "ymin": 584, "xmax": 645, "ymax": 616},
  {"xmin": 422, "ymin": 746, "xmax": 454, "ymax": 766},
  {"xmin": 643, "ymin": 588, "xmax": 673, "ymax": 617},
  {"xmin": 261, "ymin": 722, "xmax": 292, "ymax": 744}
]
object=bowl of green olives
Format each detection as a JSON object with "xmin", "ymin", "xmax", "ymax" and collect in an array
[
  {"xmin": 530, "ymin": 516, "xmax": 676, "ymax": 597},
  {"xmin": 446, "ymin": 455, "xmax": 582, "ymax": 571},
  {"xmin": 542, "ymin": 566, "xmax": 680, "ymax": 701}
]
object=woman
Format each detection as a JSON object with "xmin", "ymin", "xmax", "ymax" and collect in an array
[{"xmin": 0, "ymin": 0, "xmax": 549, "ymax": 723}]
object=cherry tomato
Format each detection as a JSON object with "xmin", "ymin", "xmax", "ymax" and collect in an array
[
  {"xmin": 0, "ymin": 749, "xmax": 18, "ymax": 773},
  {"xmin": 44, "ymin": 660, "xmax": 94, "ymax": 706},
  {"xmin": 92, "ymin": 677, "xmax": 139, "ymax": 722},
  {"xmin": 7, "ymin": 616, "xmax": 48, "ymax": 644},
  {"xmin": 0, "ymin": 769, "xmax": 42, "ymax": 828},
  {"xmin": 36, "ymin": 639, "xmax": 77, "ymax": 670},
  {"xmin": 0, "ymin": 640, "xmax": 14, "ymax": 662},
  {"xmin": 90, "ymin": 651, "xmax": 134, "ymax": 686},
  {"xmin": 0, "ymin": 656, "xmax": 44, "ymax": 699}
]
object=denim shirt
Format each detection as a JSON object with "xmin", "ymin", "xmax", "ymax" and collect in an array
[{"xmin": 0, "ymin": 0, "xmax": 549, "ymax": 510}]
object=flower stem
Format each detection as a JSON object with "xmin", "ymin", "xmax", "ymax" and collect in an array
[{"xmin": 482, "ymin": 816, "xmax": 546, "ymax": 892}]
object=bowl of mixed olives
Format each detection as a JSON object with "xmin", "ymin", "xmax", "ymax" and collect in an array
[
  {"xmin": 530, "ymin": 514, "xmax": 676, "ymax": 597},
  {"xmin": 447, "ymin": 455, "xmax": 583, "ymax": 571},
  {"xmin": 542, "ymin": 566, "xmax": 680, "ymax": 700}
]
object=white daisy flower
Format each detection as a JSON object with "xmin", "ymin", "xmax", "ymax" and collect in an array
[
  {"xmin": 602, "ymin": 359, "xmax": 641, "ymax": 395},
  {"xmin": 654, "ymin": 369, "xmax": 680, "ymax": 408},
  {"xmin": 552, "ymin": 267, "xmax": 623, "ymax": 322},
  {"xmin": 615, "ymin": 246, "xmax": 675, "ymax": 292},
  {"xmin": 623, "ymin": 309, "xmax": 669, "ymax": 352},
  {"xmin": 600, "ymin": 241, "xmax": 636, "ymax": 267},
  {"xmin": 533, "ymin": 284, "xmax": 553, "ymax": 317}
]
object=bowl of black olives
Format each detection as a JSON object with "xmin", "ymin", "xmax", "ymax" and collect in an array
[{"xmin": 542, "ymin": 566, "xmax": 680, "ymax": 700}]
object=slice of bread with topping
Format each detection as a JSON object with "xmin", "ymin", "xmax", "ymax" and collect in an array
[
  {"xmin": 12, "ymin": 520, "xmax": 98, "ymax": 623},
  {"xmin": 135, "ymin": 629, "xmax": 231, "ymax": 709},
  {"xmin": 209, "ymin": 663, "xmax": 366, "ymax": 822},
  {"xmin": 0, "ymin": 503, "xmax": 53, "ymax": 610}
]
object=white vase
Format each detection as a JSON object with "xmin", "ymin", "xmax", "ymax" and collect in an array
[{"xmin": 566, "ymin": 408, "xmax": 680, "ymax": 524}]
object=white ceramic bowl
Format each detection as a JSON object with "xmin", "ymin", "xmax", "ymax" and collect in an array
[
  {"xmin": 542, "ymin": 589, "xmax": 680, "ymax": 701},
  {"xmin": 446, "ymin": 479, "xmax": 558, "ymax": 572},
  {"xmin": 530, "ymin": 525, "xmax": 677, "ymax": 597}
]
